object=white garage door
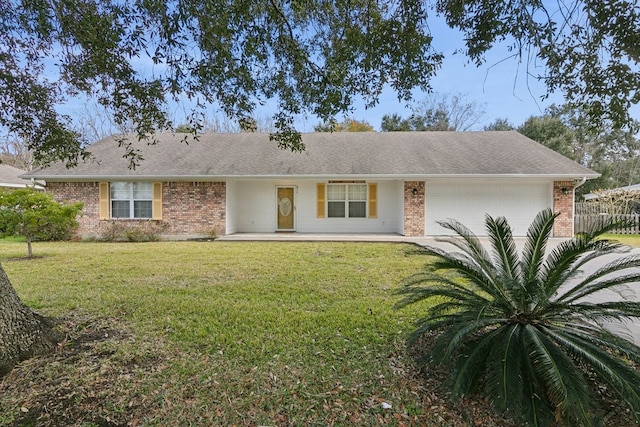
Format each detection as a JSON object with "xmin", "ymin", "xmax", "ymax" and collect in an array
[{"xmin": 425, "ymin": 182, "xmax": 552, "ymax": 236}]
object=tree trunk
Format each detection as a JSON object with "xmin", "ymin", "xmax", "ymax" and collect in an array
[
  {"xmin": 0, "ymin": 262, "xmax": 62, "ymax": 376},
  {"xmin": 26, "ymin": 237, "xmax": 33, "ymax": 258}
]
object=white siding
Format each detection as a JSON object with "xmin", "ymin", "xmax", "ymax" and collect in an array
[
  {"xmin": 234, "ymin": 180, "xmax": 279, "ymax": 232},
  {"xmin": 231, "ymin": 179, "xmax": 404, "ymax": 233},
  {"xmin": 425, "ymin": 181, "xmax": 552, "ymax": 236}
]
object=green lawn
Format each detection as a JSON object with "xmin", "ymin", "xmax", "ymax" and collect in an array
[
  {"xmin": 9, "ymin": 234, "xmax": 634, "ymax": 426},
  {"xmin": 603, "ymin": 234, "xmax": 640, "ymax": 248},
  {"xmin": 0, "ymin": 240, "xmax": 461, "ymax": 426}
]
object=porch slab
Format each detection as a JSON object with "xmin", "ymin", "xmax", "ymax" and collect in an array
[
  {"xmin": 216, "ymin": 232, "xmax": 569, "ymax": 252},
  {"xmin": 217, "ymin": 232, "xmax": 414, "ymax": 243}
]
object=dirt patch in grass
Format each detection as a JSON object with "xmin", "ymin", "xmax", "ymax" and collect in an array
[{"xmin": 0, "ymin": 312, "xmax": 171, "ymax": 427}]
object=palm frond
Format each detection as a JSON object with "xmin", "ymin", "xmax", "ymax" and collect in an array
[
  {"xmin": 539, "ymin": 239, "xmax": 623, "ymax": 305},
  {"xmin": 484, "ymin": 324, "xmax": 525, "ymax": 410},
  {"xmin": 555, "ymin": 322, "xmax": 640, "ymax": 364},
  {"xmin": 559, "ymin": 300, "xmax": 640, "ymax": 321},
  {"xmin": 485, "ymin": 214, "xmax": 521, "ymax": 283},
  {"xmin": 521, "ymin": 209, "xmax": 557, "ymax": 285},
  {"xmin": 434, "ymin": 218, "xmax": 496, "ymax": 274},
  {"xmin": 558, "ymin": 255, "xmax": 640, "ymax": 303},
  {"xmin": 425, "ymin": 315, "xmax": 504, "ymax": 363},
  {"xmin": 452, "ymin": 326, "xmax": 512, "ymax": 396},
  {"xmin": 395, "ymin": 272, "xmax": 493, "ymax": 309},
  {"xmin": 410, "ymin": 245, "xmax": 518, "ymax": 311},
  {"xmin": 523, "ymin": 325, "xmax": 594, "ymax": 426},
  {"xmin": 398, "ymin": 209, "xmax": 640, "ymax": 426},
  {"xmin": 543, "ymin": 325, "xmax": 640, "ymax": 423},
  {"xmin": 438, "ymin": 219, "xmax": 504, "ymax": 281}
]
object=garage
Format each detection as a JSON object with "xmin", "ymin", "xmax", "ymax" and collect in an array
[{"xmin": 425, "ymin": 181, "xmax": 553, "ymax": 236}]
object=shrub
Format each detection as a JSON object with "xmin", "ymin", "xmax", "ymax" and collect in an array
[
  {"xmin": 97, "ymin": 220, "xmax": 167, "ymax": 242},
  {"xmin": 397, "ymin": 209, "xmax": 640, "ymax": 426},
  {"xmin": 0, "ymin": 188, "xmax": 83, "ymax": 257}
]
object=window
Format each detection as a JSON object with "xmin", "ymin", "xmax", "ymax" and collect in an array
[
  {"xmin": 110, "ymin": 182, "xmax": 153, "ymax": 218},
  {"xmin": 327, "ymin": 183, "xmax": 367, "ymax": 218}
]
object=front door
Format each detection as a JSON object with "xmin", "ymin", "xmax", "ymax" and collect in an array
[{"xmin": 277, "ymin": 187, "xmax": 295, "ymax": 230}]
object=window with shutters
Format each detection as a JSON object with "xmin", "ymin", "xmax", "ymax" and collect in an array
[
  {"xmin": 110, "ymin": 182, "xmax": 153, "ymax": 219},
  {"xmin": 327, "ymin": 183, "xmax": 367, "ymax": 218}
]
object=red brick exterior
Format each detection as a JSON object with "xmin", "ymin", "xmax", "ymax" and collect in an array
[
  {"xmin": 161, "ymin": 182, "xmax": 226, "ymax": 235},
  {"xmin": 47, "ymin": 181, "xmax": 226, "ymax": 238},
  {"xmin": 404, "ymin": 181, "xmax": 425, "ymax": 236},
  {"xmin": 553, "ymin": 180, "xmax": 574, "ymax": 237},
  {"xmin": 48, "ymin": 182, "xmax": 101, "ymax": 236}
]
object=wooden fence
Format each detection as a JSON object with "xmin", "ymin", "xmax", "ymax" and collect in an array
[{"xmin": 574, "ymin": 214, "xmax": 640, "ymax": 234}]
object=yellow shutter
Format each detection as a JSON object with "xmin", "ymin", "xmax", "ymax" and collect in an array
[
  {"xmin": 368, "ymin": 183, "xmax": 378, "ymax": 218},
  {"xmin": 152, "ymin": 182, "xmax": 163, "ymax": 220},
  {"xmin": 317, "ymin": 183, "xmax": 326, "ymax": 218},
  {"xmin": 99, "ymin": 182, "xmax": 109, "ymax": 220}
]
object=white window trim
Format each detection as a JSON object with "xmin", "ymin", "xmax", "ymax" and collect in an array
[
  {"xmin": 110, "ymin": 182, "xmax": 153, "ymax": 219},
  {"xmin": 327, "ymin": 183, "xmax": 367, "ymax": 219}
]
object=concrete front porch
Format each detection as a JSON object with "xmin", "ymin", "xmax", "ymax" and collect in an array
[{"xmin": 216, "ymin": 232, "xmax": 570, "ymax": 252}]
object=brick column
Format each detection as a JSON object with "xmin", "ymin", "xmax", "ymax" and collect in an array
[
  {"xmin": 404, "ymin": 181, "xmax": 425, "ymax": 236},
  {"xmin": 553, "ymin": 180, "xmax": 574, "ymax": 237}
]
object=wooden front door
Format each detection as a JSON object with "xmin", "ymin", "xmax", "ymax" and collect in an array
[{"xmin": 277, "ymin": 187, "xmax": 295, "ymax": 230}]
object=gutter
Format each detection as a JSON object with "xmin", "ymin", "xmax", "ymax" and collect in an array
[{"xmin": 23, "ymin": 173, "xmax": 601, "ymax": 182}]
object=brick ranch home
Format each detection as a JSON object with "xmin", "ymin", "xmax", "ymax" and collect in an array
[{"xmin": 23, "ymin": 131, "xmax": 598, "ymax": 239}]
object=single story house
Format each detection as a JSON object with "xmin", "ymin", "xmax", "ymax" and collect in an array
[
  {"xmin": 0, "ymin": 164, "xmax": 42, "ymax": 190},
  {"xmin": 23, "ymin": 131, "xmax": 598, "ymax": 239}
]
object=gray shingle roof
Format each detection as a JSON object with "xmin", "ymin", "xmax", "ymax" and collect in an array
[
  {"xmin": 0, "ymin": 164, "xmax": 30, "ymax": 187},
  {"xmin": 25, "ymin": 131, "xmax": 598, "ymax": 180}
]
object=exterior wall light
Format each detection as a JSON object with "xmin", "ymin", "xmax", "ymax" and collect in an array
[
  {"xmin": 561, "ymin": 187, "xmax": 570, "ymax": 195},
  {"xmin": 412, "ymin": 188, "xmax": 418, "ymax": 196}
]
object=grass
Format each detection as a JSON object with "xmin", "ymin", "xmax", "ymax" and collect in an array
[
  {"xmin": 5, "ymin": 234, "xmax": 636, "ymax": 426},
  {"xmin": 602, "ymin": 233, "xmax": 640, "ymax": 248},
  {"xmin": 1, "ymin": 240, "xmax": 488, "ymax": 427}
]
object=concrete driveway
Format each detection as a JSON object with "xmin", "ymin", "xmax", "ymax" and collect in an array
[{"xmin": 563, "ymin": 247, "xmax": 640, "ymax": 345}]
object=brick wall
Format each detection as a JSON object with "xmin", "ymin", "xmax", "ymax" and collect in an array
[
  {"xmin": 47, "ymin": 181, "xmax": 226, "ymax": 238},
  {"xmin": 48, "ymin": 182, "xmax": 101, "ymax": 236},
  {"xmin": 404, "ymin": 181, "xmax": 425, "ymax": 236},
  {"xmin": 162, "ymin": 182, "xmax": 226, "ymax": 236},
  {"xmin": 553, "ymin": 180, "xmax": 574, "ymax": 237}
]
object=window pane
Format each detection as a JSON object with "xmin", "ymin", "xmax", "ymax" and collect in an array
[
  {"xmin": 327, "ymin": 185, "xmax": 345, "ymax": 201},
  {"xmin": 349, "ymin": 184, "xmax": 367, "ymax": 201},
  {"xmin": 111, "ymin": 182, "xmax": 131, "ymax": 200},
  {"xmin": 133, "ymin": 182, "xmax": 153, "ymax": 200},
  {"xmin": 134, "ymin": 201, "xmax": 152, "ymax": 218},
  {"xmin": 112, "ymin": 200, "xmax": 130, "ymax": 218},
  {"xmin": 349, "ymin": 201, "xmax": 366, "ymax": 218},
  {"xmin": 328, "ymin": 201, "xmax": 346, "ymax": 218}
]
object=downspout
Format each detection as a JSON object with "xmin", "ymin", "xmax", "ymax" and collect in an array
[
  {"xmin": 572, "ymin": 177, "xmax": 587, "ymax": 236},
  {"xmin": 574, "ymin": 177, "xmax": 587, "ymax": 190}
]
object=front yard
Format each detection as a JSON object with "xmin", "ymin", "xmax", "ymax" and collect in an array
[{"xmin": 0, "ymin": 240, "xmax": 518, "ymax": 426}]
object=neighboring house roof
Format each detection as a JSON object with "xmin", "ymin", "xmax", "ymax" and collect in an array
[
  {"xmin": 25, "ymin": 131, "xmax": 599, "ymax": 181},
  {"xmin": 0, "ymin": 164, "xmax": 34, "ymax": 188},
  {"xmin": 584, "ymin": 183, "xmax": 640, "ymax": 200}
]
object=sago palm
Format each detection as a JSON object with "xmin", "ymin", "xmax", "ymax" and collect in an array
[{"xmin": 397, "ymin": 209, "xmax": 640, "ymax": 426}]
